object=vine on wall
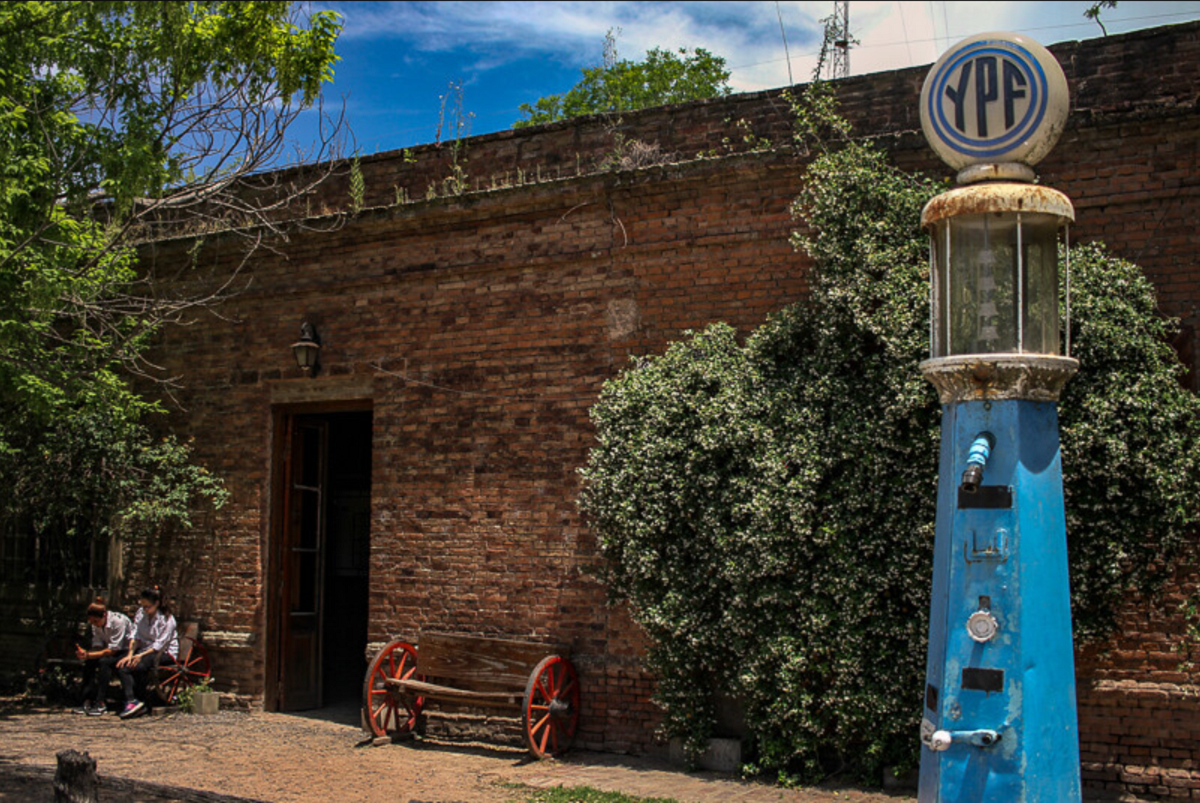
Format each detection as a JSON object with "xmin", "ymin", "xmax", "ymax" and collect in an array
[{"xmin": 579, "ymin": 92, "xmax": 1200, "ymax": 783}]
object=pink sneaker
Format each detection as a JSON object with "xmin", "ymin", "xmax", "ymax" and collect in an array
[{"xmin": 119, "ymin": 701, "xmax": 145, "ymax": 719}]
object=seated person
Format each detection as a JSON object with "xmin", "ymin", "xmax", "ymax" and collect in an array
[
  {"xmin": 73, "ymin": 596, "xmax": 133, "ymax": 716},
  {"xmin": 115, "ymin": 585, "xmax": 178, "ymax": 720}
]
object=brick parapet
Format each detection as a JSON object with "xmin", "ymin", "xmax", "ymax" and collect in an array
[{"xmin": 286, "ymin": 22, "xmax": 1198, "ymax": 217}]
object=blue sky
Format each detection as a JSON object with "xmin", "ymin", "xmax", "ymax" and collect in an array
[{"xmin": 294, "ymin": 1, "xmax": 1200, "ymax": 158}]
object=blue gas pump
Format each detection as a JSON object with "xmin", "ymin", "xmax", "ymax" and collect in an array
[{"xmin": 916, "ymin": 33, "xmax": 1081, "ymax": 802}]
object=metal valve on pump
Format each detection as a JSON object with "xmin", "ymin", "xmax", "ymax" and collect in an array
[
  {"xmin": 924, "ymin": 728, "xmax": 1002, "ymax": 752},
  {"xmin": 966, "ymin": 609, "xmax": 999, "ymax": 643}
]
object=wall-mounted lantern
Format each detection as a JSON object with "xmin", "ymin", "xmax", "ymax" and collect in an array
[{"xmin": 291, "ymin": 322, "xmax": 321, "ymax": 375}]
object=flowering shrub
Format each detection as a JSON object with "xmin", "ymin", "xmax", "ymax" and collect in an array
[{"xmin": 579, "ymin": 134, "xmax": 1200, "ymax": 782}]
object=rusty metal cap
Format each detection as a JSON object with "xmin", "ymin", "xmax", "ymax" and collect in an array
[
  {"xmin": 921, "ymin": 182, "xmax": 1075, "ymax": 229},
  {"xmin": 919, "ymin": 354, "xmax": 1079, "ymax": 403}
]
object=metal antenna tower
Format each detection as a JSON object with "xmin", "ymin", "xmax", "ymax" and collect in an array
[{"xmin": 830, "ymin": 1, "xmax": 850, "ymax": 79}]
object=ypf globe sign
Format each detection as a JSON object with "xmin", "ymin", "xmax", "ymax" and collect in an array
[{"xmin": 920, "ymin": 32, "xmax": 1069, "ymax": 173}]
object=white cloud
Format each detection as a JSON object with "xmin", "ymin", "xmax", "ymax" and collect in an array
[
  {"xmin": 320, "ymin": 1, "xmax": 1200, "ymax": 94},
  {"xmin": 322, "ymin": 1, "xmax": 834, "ymax": 90}
]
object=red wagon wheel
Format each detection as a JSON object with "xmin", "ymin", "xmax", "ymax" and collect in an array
[
  {"xmin": 523, "ymin": 655, "xmax": 580, "ymax": 759},
  {"xmin": 362, "ymin": 641, "xmax": 424, "ymax": 738},
  {"xmin": 155, "ymin": 641, "xmax": 213, "ymax": 704}
]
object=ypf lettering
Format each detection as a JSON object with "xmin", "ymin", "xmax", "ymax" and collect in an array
[{"xmin": 944, "ymin": 55, "xmax": 1029, "ymax": 137}]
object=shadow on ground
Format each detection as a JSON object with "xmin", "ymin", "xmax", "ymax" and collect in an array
[{"xmin": 0, "ymin": 758, "xmax": 269, "ymax": 803}]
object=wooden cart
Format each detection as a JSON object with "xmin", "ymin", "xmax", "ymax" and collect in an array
[{"xmin": 362, "ymin": 632, "xmax": 580, "ymax": 759}]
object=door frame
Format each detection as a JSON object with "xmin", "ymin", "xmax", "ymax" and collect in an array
[{"xmin": 265, "ymin": 400, "xmax": 372, "ymax": 712}]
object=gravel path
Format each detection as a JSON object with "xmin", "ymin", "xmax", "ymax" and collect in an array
[{"xmin": 0, "ymin": 697, "xmax": 913, "ymax": 803}]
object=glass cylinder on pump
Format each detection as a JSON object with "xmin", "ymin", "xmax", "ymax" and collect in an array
[{"xmin": 924, "ymin": 183, "xmax": 1074, "ymax": 360}]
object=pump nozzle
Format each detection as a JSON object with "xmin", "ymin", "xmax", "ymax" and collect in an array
[{"xmin": 961, "ymin": 433, "xmax": 995, "ymax": 494}]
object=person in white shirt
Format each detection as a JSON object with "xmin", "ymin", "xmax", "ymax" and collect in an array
[
  {"xmin": 73, "ymin": 597, "xmax": 133, "ymax": 716},
  {"xmin": 115, "ymin": 585, "xmax": 178, "ymax": 719}
]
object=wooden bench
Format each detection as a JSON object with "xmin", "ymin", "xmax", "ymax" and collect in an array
[
  {"xmin": 361, "ymin": 632, "xmax": 580, "ymax": 758},
  {"xmin": 35, "ymin": 623, "xmax": 211, "ymax": 706}
]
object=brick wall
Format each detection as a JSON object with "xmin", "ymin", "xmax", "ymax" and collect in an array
[{"xmin": 117, "ymin": 20, "xmax": 1200, "ymax": 793}]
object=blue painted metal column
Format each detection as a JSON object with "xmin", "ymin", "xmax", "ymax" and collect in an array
[
  {"xmin": 918, "ymin": 394, "xmax": 1080, "ymax": 800},
  {"xmin": 915, "ymin": 31, "xmax": 1081, "ymax": 802}
]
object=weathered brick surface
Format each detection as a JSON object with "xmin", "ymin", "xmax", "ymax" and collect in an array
[{"xmin": 116, "ymin": 21, "xmax": 1200, "ymax": 791}]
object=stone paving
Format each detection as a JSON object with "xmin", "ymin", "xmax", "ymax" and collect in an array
[
  {"xmin": 0, "ymin": 696, "xmax": 913, "ymax": 803},
  {"xmin": 497, "ymin": 752, "xmax": 913, "ymax": 802}
]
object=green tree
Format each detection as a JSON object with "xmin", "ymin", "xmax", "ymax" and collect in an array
[
  {"xmin": 0, "ymin": 2, "xmax": 340, "ymax": 590},
  {"xmin": 514, "ymin": 31, "xmax": 730, "ymax": 128},
  {"xmin": 1085, "ymin": 0, "xmax": 1119, "ymax": 35},
  {"xmin": 579, "ymin": 91, "xmax": 1200, "ymax": 781}
]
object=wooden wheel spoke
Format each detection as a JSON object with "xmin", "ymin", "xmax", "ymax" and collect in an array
[
  {"xmin": 363, "ymin": 642, "xmax": 422, "ymax": 737},
  {"xmin": 377, "ymin": 701, "xmax": 391, "ymax": 730},
  {"xmin": 523, "ymin": 656, "xmax": 579, "ymax": 759},
  {"xmin": 388, "ymin": 700, "xmax": 402, "ymax": 729}
]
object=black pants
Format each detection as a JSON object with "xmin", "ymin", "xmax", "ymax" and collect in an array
[
  {"xmin": 116, "ymin": 653, "xmax": 158, "ymax": 705},
  {"xmin": 80, "ymin": 654, "xmax": 120, "ymax": 705}
]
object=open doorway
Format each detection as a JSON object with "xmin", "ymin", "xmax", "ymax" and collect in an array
[{"xmin": 269, "ymin": 409, "xmax": 371, "ymax": 712}]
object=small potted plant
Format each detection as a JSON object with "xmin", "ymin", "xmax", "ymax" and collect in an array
[{"xmin": 180, "ymin": 678, "xmax": 218, "ymax": 715}]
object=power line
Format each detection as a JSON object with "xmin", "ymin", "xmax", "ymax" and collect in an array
[
  {"xmin": 775, "ymin": 0, "xmax": 794, "ymax": 86},
  {"xmin": 939, "ymin": 0, "xmax": 950, "ymax": 55},
  {"xmin": 926, "ymin": 0, "xmax": 941, "ymax": 53},
  {"xmin": 897, "ymin": 1, "xmax": 915, "ymax": 67}
]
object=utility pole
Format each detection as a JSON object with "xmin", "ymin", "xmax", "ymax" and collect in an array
[{"xmin": 830, "ymin": 1, "xmax": 850, "ymax": 79}]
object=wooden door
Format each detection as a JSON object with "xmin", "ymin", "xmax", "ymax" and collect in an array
[{"xmin": 279, "ymin": 417, "xmax": 328, "ymax": 710}]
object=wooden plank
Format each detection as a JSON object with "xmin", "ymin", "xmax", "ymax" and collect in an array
[
  {"xmin": 418, "ymin": 632, "xmax": 567, "ymax": 691},
  {"xmin": 385, "ymin": 678, "xmax": 522, "ymax": 708},
  {"xmin": 45, "ymin": 658, "xmax": 85, "ymax": 670}
]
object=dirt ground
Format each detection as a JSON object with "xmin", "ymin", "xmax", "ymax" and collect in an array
[{"xmin": 0, "ymin": 696, "xmax": 913, "ymax": 803}]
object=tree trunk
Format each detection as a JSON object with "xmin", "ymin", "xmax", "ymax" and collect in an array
[{"xmin": 54, "ymin": 749, "xmax": 99, "ymax": 803}]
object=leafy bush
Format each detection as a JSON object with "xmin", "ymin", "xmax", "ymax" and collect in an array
[
  {"xmin": 580, "ymin": 132, "xmax": 1200, "ymax": 781},
  {"xmin": 1060, "ymin": 242, "xmax": 1200, "ymax": 640}
]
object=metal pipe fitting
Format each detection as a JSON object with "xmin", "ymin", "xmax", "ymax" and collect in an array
[
  {"xmin": 960, "ymin": 432, "xmax": 995, "ymax": 494},
  {"xmin": 927, "ymin": 728, "xmax": 1002, "ymax": 751}
]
